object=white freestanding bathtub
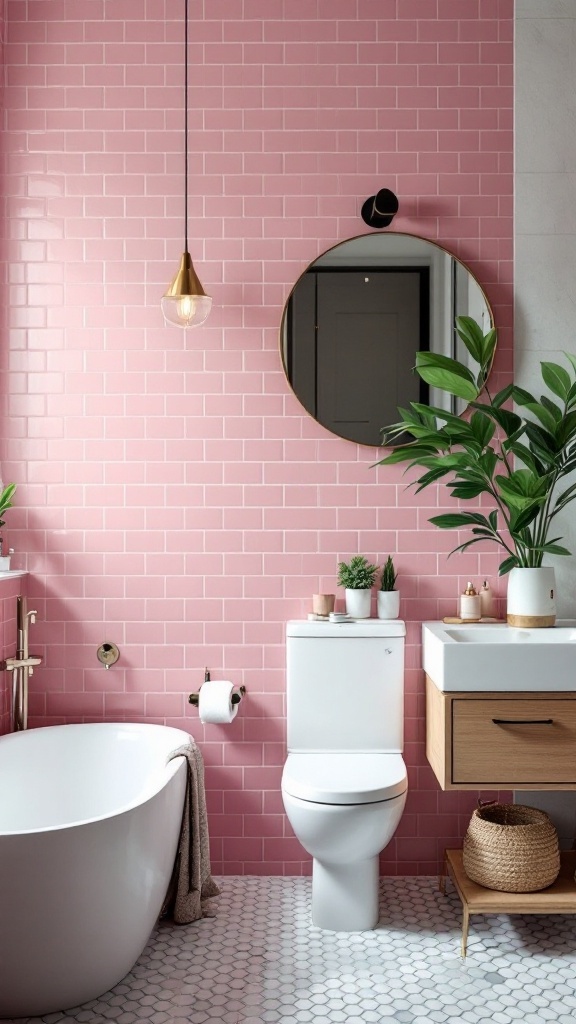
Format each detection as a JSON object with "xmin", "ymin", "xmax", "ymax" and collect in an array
[{"xmin": 0, "ymin": 722, "xmax": 189, "ymax": 1018}]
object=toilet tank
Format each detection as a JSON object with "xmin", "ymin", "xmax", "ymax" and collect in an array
[{"xmin": 286, "ymin": 620, "xmax": 405, "ymax": 753}]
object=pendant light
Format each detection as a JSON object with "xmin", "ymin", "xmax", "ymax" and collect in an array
[{"xmin": 161, "ymin": 0, "xmax": 212, "ymax": 328}]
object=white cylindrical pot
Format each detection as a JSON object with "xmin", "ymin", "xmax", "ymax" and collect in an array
[
  {"xmin": 377, "ymin": 590, "xmax": 400, "ymax": 619},
  {"xmin": 507, "ymin": 567, "xmax": 556, "ymax": 628},
  {"xmin": 0, "ymin": 555, "xmax": 11, "ymax": 572},
  {"xmin": 344, "ymin": 588, "xmax": 372, "ymax": 618}
]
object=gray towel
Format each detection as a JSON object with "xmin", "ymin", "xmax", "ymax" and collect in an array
[{"xmin": 161, "ymin": 741, "xmax": 221, "ymax": 924}]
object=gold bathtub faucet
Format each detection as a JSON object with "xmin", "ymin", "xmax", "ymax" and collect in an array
[
  {"xmin": 0, "ymin": 596, "xmax": 43, "ymax": 730},
  {"xmin": 4, "ymin": 654, "xmax": 43, "ymax": 674}
]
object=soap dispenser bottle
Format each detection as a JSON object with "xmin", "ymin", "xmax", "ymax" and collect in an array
[
  {"xmin": 479, "ymin": 580, "xmax": 495, "ymax": 619},
  {"xmin": 460, "ymin": 582, "xmax": 481, "ymax": 622}
]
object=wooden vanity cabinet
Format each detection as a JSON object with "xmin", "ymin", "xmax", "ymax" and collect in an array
[{"xmin": 426, "ymin": 675, "xmax": 576, "ymax": 791}]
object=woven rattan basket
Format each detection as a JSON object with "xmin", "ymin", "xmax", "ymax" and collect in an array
[{"xmin": 462, "ymin": 802, "xmax": 560, "ymax": 893}]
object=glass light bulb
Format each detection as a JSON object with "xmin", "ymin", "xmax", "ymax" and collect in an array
[
  {"xmin": 179, "ymin": 295, "xmax": 193, "ymax": 320},
  {"xmin": 161, "ymin": 293, "xmax": 212, "ymax": 328}
]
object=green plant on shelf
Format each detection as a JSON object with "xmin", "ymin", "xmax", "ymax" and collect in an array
[
  {"xmin": 337, "ymin": 555, "xmax": 379, "ymax": 590},
  {"xmin": 379, "ymin": 555, "xmax": 398, "ymax": 592}
]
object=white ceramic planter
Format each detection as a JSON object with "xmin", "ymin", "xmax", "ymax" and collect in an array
[
  {"xmin": 507, "ymin": 566, "xmax": 556, "ymax": 628},
  {"xmin": 377, "ymin": 590, "xmax": 400, "ymax": 619},
  {"xmin": 344, "ymin": 588, "xmax": 372, "ymax": 619},
  {"xmin": 0, "ymin": 555, "xmax": 11, "ymax": 572}
]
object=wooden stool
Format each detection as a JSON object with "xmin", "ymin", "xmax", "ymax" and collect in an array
[{"xmin": 439, "ymin": 848, "xmax": 576, "ymax": 956}]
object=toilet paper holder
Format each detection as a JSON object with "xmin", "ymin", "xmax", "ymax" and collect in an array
[{"xmin": 188, "ymin": 668, "xmax": 246, "ymax": 708}]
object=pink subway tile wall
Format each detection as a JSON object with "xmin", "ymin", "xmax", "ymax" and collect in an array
[{"xmin": 0, "ymin": 0, "xmax": 513, "ymax": 875}]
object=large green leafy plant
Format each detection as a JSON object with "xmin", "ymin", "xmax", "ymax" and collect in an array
[
  {"xmin": 375, "ymin": 317, "xmax": 576, "ymax": 575},
  {"xmin": 0, "ymin": 483, "xmax": 16, "ymax": 532},
  {"xmin": 0, "ymin": 483, "xmax": 16, "ymax": 558}
]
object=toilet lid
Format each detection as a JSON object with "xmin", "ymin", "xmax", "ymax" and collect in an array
[{"xmin": 282, "ymin": 752, "xmax": 407, "ymax": 805}]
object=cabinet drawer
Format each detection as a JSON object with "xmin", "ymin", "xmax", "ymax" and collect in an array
[{"xmin": 452, "ymin": 698, "xmax": 576, "ymax": 785}]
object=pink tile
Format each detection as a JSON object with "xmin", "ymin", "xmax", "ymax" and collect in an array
[{"xmin": 1, "ymin": 0, "xmax": 513, "ymax": 873}]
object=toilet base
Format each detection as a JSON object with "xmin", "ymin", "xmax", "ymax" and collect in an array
[{"xmin": 312, "ymin": 856, "xmax": 379, "ymax": 931}]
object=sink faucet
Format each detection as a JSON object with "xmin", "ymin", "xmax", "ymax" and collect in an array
[{"xmin": 0, "ymin": 596, "xmax": 43, "ymax": 730}]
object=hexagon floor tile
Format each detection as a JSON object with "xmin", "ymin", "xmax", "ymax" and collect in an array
[{"xmin": 9, "ymin": 876, "xmax": 576, "ymax": 1024}]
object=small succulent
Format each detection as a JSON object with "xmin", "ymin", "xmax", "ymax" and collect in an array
[
  {"xmin": 337, "ymin": 555, "xmax": 379, "ymax": 590},
  {"xmin": 380, "ymin": 555, "xmax": 398, "ymax": 592}
]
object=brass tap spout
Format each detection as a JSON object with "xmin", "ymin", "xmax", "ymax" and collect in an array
[{"xmin": 6, "ymin": 595, "xmax": 42, "ymax": 730}]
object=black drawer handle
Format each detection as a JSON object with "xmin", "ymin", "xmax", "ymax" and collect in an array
[{"xmin": 492, "ymin": 718, "xmax": 554, "ymax": 725}]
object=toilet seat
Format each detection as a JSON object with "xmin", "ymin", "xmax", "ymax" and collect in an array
[{"xmin": 282, "ymin": 752, "xmax": 407, "ymax": 805}]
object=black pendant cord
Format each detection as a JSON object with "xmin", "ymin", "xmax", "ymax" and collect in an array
[{"xmin": 184, "ymin": 0, "xmax": 189, "ymax": 253}]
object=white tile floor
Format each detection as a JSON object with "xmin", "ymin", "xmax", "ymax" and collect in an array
[{"xmin": 11, "ymin": 875, "xmax": 576, "ymax": 1024}]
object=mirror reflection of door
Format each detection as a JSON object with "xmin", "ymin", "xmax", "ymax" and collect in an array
[
  {"xmin": 287, "ymin": 267, "xmax": 429, "ymax": 446},
  {"xmin": 280, "ymin": 232, "xmax": 494, "ymax": 447}
]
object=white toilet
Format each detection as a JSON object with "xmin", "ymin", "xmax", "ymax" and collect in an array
[{"xmin": 281, "ymin": 619, "xmax": 408, "ymax": 931}]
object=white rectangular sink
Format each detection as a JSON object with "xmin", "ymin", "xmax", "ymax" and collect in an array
[{"xmin": 423, "ymin": 620, "xmax": 576, "ymax": 692}]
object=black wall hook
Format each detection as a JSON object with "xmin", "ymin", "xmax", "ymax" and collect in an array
[{"xmin": 361, "ymin": 188, "xmax": 399, "ymax": 229}]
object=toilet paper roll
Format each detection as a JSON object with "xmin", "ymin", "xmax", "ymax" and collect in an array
[{"xmin": 198, "ymin": 679, "xmax": 239, "ymax": 724}]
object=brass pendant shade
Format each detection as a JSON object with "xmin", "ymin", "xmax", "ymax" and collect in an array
[
  {"xmin": 161, "ymin": 251, "xmax": 212, "ymax": 328},
  {"xmin": 161, "ymin": 0, "xmax": 211, "ymax": 329}
]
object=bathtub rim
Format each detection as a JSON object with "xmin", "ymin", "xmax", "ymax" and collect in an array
[{"xmin": 0, "ymin": 721, "xmax": 191, "ymax": 838}]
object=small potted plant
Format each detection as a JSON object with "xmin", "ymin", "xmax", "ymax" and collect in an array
[
  {"xmin": 336, "ymin": 555, "xmax": 378, "ymax": 618},
  {"xmin": 377, "ymin": 555, "xmax": 400, "ymax": 619},
  {"xmin": 0, "ymin": 483, "xmax": 16, "ymax": 572}
]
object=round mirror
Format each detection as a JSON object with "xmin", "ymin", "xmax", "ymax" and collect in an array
[{"xmin": 280, "ymin": 232, "xmax": 494, "ymax": 447}]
